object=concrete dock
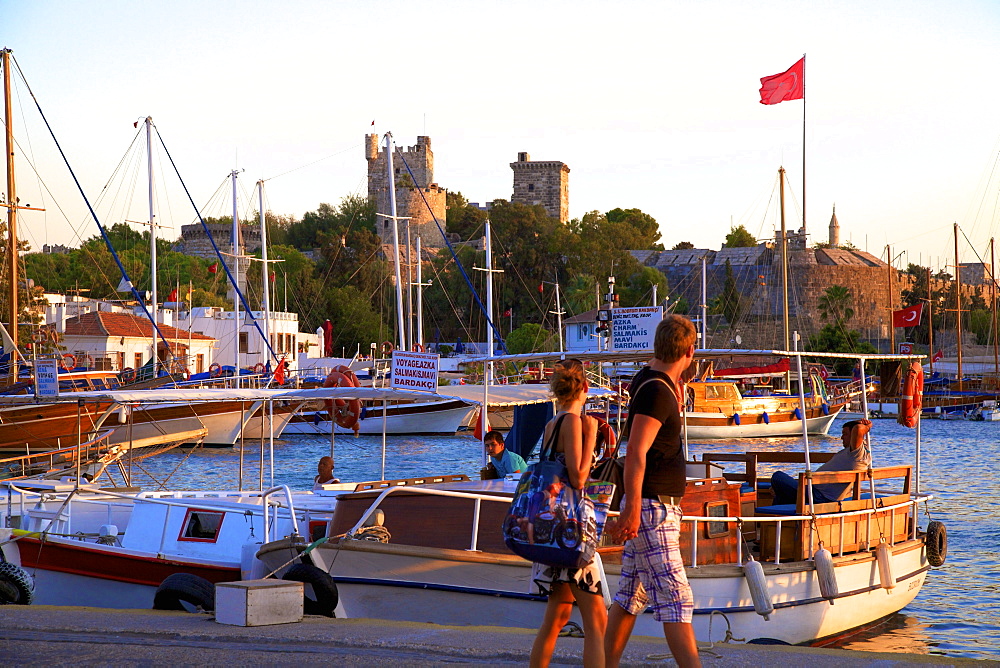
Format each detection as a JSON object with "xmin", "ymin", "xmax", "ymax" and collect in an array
[{"xmin": 0, "ymin": 606, "xmax": 983, "ymax": 666}]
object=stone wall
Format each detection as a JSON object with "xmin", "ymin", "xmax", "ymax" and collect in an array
[
  {"xmin": 510, "ymin": 153, "xmax": 570, "ymax": 223},
  {"xmin": 174, "ymin": 223, "xmax": 261, "ymax": 259}
]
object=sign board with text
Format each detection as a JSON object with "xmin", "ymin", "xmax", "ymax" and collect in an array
[
  {"xmin": 898, "ymin": 342, "xmax": 914, "ymax": 354},
  {"xmin": 35, "ymin": 358, "xmax": 60, "ymax": 397},
  {"xmin": 391, "ymin": 351, "xmax": 440, "ymax": 392},
  {"xmin": 611, "ymin": 307, "xmax": 663, "ymax": 352}
]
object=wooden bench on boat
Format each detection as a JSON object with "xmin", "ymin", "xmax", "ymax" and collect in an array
[{"xmin": 754, "ymin": 464, "xmax": 914, "ymax": 562}]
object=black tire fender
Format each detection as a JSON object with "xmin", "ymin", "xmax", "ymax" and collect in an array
[
  {"xmin": 282, "ymin": 563, "xmax": 338, "ymax": 617},
  {"xmin": 925, "ymin": 521, "xmax": 947, "ymax": 567},
  {"xmin": 0, "ymin": 562, "xmax": 34, "ymax": 605},
  {"xmin": 153, "ymin": 573, "xmax": 215, "ymax": 612}
]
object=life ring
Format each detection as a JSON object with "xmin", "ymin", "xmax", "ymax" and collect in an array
[
  {"xmin": 120, "ymin": 367, "xmax": 135, "ymax": 383},
  {"xmin": 0, "ymin": 562, "xmax": 35, "ymax": 605},
  {"xmin": 31, "ymin": 331, "xmax": 45, "ymax": 344},
  {"xmin": 332, "ymin": 365, "xmax": 360, "ymax": 388},
  {"xmin": 593, "ymin": 416, "xmax": 616, "ymax": 452},
  {"xmin": 209, "ymin": 363, "xmax": 222, "ymax": 378},
  {"xmin": 323, "ymin": 370, "xmax": 361, "ymax": 433},
  {"xmin": 152, "ymin": 573, "xmax": 215, "ymax": 612},
  {"xmin": 282, "ymin": 563, "xmax": 339, "ymax": 617},
  {"xmin": 925, "ymin": 520, "xmax": 947, "ymax": 567},
  {"xmin": 381, "ymin": 341, "xmax": 394, "ymax": 356},
  {"xmin": 61, "ymin": 354, "xmax": 76, "ymax": 370},
  {"xmin": 253, "ymin": 362, "xmax": 266, "ymax": 374},
  {"xmin": 898, "ymin": 361, "xmax": 924, "ymax": 428},
  {"xmin": 411, "ymin": 343, "xmax": 424, "ymax": 352}
]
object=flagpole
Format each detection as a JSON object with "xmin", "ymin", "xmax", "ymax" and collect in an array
[{"xmin": 801, "ymin": 53, "xmax": 806, "ymax": 244}]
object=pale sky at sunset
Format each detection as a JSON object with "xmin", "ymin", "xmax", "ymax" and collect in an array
[{"xmin": 5, "ymin": 0, "xmax": 1000, "ymax": 273}]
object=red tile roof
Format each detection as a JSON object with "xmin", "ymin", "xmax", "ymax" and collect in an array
[{"xmin": 60, "ymin": 312, "xmax": 215, "ymax": 341}]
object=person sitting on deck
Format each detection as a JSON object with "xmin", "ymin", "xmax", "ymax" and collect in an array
[
  {"xmin": 769, "ymin": 419, "xmax": 872, "ymax": 505},
  {"xmin": 484, "ymin": 430, "xmax": 527, "ymax": 478},
  {"xmin": 312, "ymin": 456, "xmax": 340, "ymax": 490}
]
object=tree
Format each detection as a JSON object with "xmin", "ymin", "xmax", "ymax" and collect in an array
[
  {"xmin": 446, "ymin": 191, "xmax": 488, "ymax": 241},
  {"xmin": 817, "ymin": 285, "xmax": 854, "ymax": 327},
  {"xmin": 671, "ymin": 241, "xmax": 695, "ymax": 250},
  {"xmin": 506, "ymin": 323, "xmax": 558, "ymax": 354},
  {"xmin": 724, "ymin": 224, "xmax": 756, "ymax": 248},
  {"xmin": 717, "ymin": 260, "xmax": 743, "ymax": 327}
]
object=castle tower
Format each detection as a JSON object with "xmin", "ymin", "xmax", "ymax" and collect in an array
[
  {"xmin": 828, "ymin": 205, "xmax": 840, "ymax": 247},
  {"xmin": 510, "ymin": 152, "xmax": 570, "ymax": 223},
  {"xmin": 365, "ymin": 134, "xmax": 447, "ymax": 248}
]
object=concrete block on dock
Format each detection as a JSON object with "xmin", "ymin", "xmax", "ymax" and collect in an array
[{"xmin": 215, "ymin": 579, "xmax": 302, "ymax": 627}]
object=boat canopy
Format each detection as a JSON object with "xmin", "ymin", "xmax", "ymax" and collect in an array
[{"xmin": 712, "ymin": 358, "xmax": 790, "ymax": 379}]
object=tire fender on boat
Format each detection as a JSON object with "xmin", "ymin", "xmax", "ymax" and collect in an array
[
  {"xmin": 152, "ymin": 573, "xmax": 216, "ymax": 612},
  {"xmin": 925, "ymin": 521, "xmax": 947, "ymax": 567},
  {"xmin": 281, "ymin": 563, "xmax": 338, "ymax": 617},
  {"xmin": 0, "ymin": 561, "xmax": 35, "ymax": 605}
]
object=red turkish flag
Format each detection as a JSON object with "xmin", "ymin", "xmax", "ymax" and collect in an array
[
  {"xmin": 167, "ymin": 288, "xmax": 178, "ymax": 302},
  {"xmin": 274, "ymin": 358, "xmax": 287, "ymax": 384},
  {"xmin": 759, "ymin": 58, "xmax": 804, "ymax": 105},
  {"xmin": 208, "ymin": 263, "xmax": 219, "ymax": 274},
  {"xmin": 892, "ymin": 303, "xmax": 923, "ymax": 328},
  {"xmin": 932, "ymin": 349, "xmax": 944, "ymax": 363}
]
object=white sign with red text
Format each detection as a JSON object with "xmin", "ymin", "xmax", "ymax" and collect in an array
[{"xmin": 391, "ymin": 351, "xmax": 440, "ymax": 392}]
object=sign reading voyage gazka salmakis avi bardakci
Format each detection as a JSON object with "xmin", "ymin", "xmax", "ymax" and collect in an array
[
  {"xmin": 611, "ymin": 306, "xmax": 663, "ymax": 351},
  {"xmin": 391, "ymin": 351, "xmax": 440, "ymax": 392}
]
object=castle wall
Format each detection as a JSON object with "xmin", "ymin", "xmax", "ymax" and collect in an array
[
  {"xmin": 173, "ymin": 223, "xmax": 260, "ymax": 259},
  {"xmin": 366, "ymin": 135, "xmax": 444, "ymax": 248}
]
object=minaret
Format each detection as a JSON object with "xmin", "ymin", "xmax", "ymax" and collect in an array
[{"xmin": 828, "ymin": 205, "xmax": 840, "ymax": 247}]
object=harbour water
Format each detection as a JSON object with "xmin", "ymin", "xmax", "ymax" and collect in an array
[{"xmin": 127, "ymin": 416, "xmax": 997, "ymax": 660}]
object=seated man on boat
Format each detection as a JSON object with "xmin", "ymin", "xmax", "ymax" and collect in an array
[
  {"xmin": 769, "ymin": 419, "xmax": 872, "ymax": 505},
  {"xmin": 484, "ymin": 430, "xmax": 527, "ymax": 478},
  {"xmin": 312, "ymin": 456, "xmax": 340, "ymax": 490}
]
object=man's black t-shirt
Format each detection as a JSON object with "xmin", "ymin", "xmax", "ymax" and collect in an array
[{"xmin": 625, "ymin": 366, "xmax": 686, "ymax": 498}]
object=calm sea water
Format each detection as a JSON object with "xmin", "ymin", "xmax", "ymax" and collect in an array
[{"xmin": 128, "ymin": 417, "xmax": 997, "ymax": 660}]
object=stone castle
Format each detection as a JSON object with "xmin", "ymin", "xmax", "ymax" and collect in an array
[
  {"xmin": 510, "ymin": 152, "xmax": 570, "ymax": 223},
  {"xmin": 366, "ymin": 135, "xmax": 447, "ymax": 248}
]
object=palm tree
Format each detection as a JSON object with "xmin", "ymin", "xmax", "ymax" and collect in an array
[{"xmin": 818, "ymin": 285, "xmax": 854, "ymax": 327}]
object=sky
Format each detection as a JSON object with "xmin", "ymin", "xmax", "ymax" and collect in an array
[{"xmin": 5, "ymin": 0, "xmax": 1000, "ymax": 273}]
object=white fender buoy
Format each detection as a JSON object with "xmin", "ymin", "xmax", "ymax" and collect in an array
[
  {"xmin": 876, "ymin": 540, "xmax": 895, "ymax": 590},
  {"xmin": 240, "ymin": 541, "xmax": 266, "ymax": 580},
  {"xmin": 814, "ymin": 546, "xmax": 838, "ymax": 603},
  {"xmin": 743, "ymin": 557, "xmax": 774, "ymax": 620}
]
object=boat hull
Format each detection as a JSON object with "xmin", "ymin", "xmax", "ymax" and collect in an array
[
  {"xmin": 284, "ymin": 400, "xmax": 477, "ymax": 435},
  {"xmin": 280, "ymin": 538, "xmax": 927, "ymax": 645},
  {"xmin": 682, "ymin": 409, "xmax": 841, "ymax": 439}
]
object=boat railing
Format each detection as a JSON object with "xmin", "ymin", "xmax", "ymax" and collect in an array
[
  {"xmin": 679, "ymin": 493, "xmax": 932, "ymax": 567},
  {"xmin": 338, "ymin": 483, "xmax": 932, "ymax": 568},
  {"xmin": 260, "ymin": 485, "xmax": 301, "ymax": 544}
]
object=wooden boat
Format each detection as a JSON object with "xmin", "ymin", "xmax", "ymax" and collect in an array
[{"xmin": 254, "ymin": 350, "xmax": 940, "ymax": 646}]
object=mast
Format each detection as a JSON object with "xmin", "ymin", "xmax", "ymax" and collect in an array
[
  {"xmin": 484, "ymin": 217, "xmax": 495, "ymax": 380},
  {"xmin": 887, "ymin": 244, "xmax": 894, "ymax": 353},
  {"xmin": 415, "ymin": 235, "xmax": 424, "ymax": 349},
  {"xmin": 259, "ymin": 180, "xmax": 271, "ymax": 368},
  {"xmin": 384, "ymin": 133, "xmax": 406, "ymax": 352},
  {"xmin": 779, "ymin": 167, "xmax": 790, "ymax": 352},
  {"xmin": 955, "ymin": 223, "xmax": 963, "ymax": 391},
  {"xmin": 801, "ymin": 53, "xmax": 807, "ymax": 246},
  {"xmin": 4, "ymin": 49, "xmax": 18, "ymax": 375},
  {"xmin": 992, "ymin": 238, "xmax": 998, "ymax": 378},
  {"xmin": 231, "ymin": 169, "xmax": 240, "ymax": 371},
  {"xmin": 700, "ymin": 255, "xmax": 707, "ymax": 347},
  {"xmin": 405, "ymin": 219, "xmax": 413, "ymax": 350},
  {"xmin": 927, "ymin": 267, "xmax": 935, "ymax": 377},
  {"xmin": 553, "ymin": 273, "xmax": 564, "ymax": 353},
  {"xmin": 145, "ymin": 117, "xmax": 158, "ymax": 368}
]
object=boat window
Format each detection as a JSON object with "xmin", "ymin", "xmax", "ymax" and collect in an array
[
  {"xmin": 704, "ymin": 501, "xmax": 730, "ymax": 538},
  {"xmin": 178, "ymin": 509, "xmax": 225, "ymax": 542}
]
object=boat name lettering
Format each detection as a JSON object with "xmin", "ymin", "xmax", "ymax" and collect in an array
[{"xmin": 399, "ymin": 359, "xmax": 436, "ymax": 369}]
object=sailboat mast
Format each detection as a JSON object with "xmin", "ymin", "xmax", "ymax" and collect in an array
[
  {"xmin": 4, "ymin": 49, "xmax": 18, "ymax": 369},
  {"xmin": 954, "ymin": 223, "xmax": 963, "ymax": 391},
  {"xmin": 259, "ymin": 181, "xmax": 271, "ymax": 368},
  {"xmin": 485, "ymin": 217, "xmax": 495, "ymax": 380},
  {"xmin": 145, "ymin": 117, "xmax": 158, "ymax": 368},
  {"xmin": 231, "ymin": 169, "xmax": 240, "ymax": 371},
  {"xmin": 887, "ymin": 245, "xmax": 894, "ymax": 353},
  {"xmin": 415, "ymin": 235, "xmax": 423, "ymax": 348},
  {"xmin": 927, "ymin": 266, "xmax": 935, "ymax": 377},
  {"xmin": 384, "ymin": 133, "xmax": 406, "ymax": 352},
  {"xmin": 991, "ymin": 238, "xmax": 999, "ymax": 378},
  {"xmin": 778, "ymin": 166, "xmax": 790, "ymax": 352}
]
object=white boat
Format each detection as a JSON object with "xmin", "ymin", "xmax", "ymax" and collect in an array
[
  {"xmin": 284, "ymin": 398, "xmax": 476, "ymax": 435},
  {"xmin": 255, "ymin": 349, "xmax": 943, "ymax": 646}
]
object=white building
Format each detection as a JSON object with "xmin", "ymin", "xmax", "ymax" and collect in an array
[{"xmin": 563, "ymin": 308, "xmax": 604, "ymax": 353}]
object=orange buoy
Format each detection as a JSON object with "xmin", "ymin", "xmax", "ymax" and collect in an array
[
  {"xmin": 323, "ymin": 370, "xmax": 361, "ymax": 433},
  {"xmin": 897, "ymin": 361, "xmax": 923, "ymax": 428}
]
